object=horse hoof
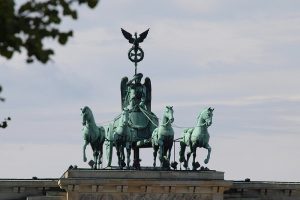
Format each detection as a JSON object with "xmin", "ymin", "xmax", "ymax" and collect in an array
[
  {"xmin": 170, "ymin": 161, "xmax": 178, "ymax": 170},
  {"xmin": 193, "ymin": 162, "xmax": 200, "ymax": 170},
  {"xmin": 179, "ymin": 157, "xmax": 185, "ymax": 163},
  {"xmin": 183, "ymin": 162, "xmax": 188, "ymax": 169}
]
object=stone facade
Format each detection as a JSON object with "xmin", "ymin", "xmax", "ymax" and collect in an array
[
  {"xmin": 0, "ymin": 179, "xmax": 64, "ymax": 200},
  {"xmin": 225, "ymin": 181, "xmax": 300, "ymax": 200},
  {"xmin": 58, "ymin": 169, "xmax": 231, "ymax": 200},
  {"xmin": 0, "ymin": 170, "xmax": 299, "ymax": 200}
]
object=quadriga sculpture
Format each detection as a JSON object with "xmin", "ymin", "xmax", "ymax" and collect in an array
[
  {"xmin": 179, "ymin": 107, "xmax": 214, "ymax": 170},
  {"xmin": 151, "ymin": 106, "xmax": 174, "ymax": 169},
  {"xmin": 81, "ymin": 106, "xmax": 106, "ymax": 169}
]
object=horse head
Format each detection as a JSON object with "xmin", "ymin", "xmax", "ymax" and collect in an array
[
  {"xmin": 164, "ymin": 106, "xmax": 174, "ymax": 124},
  {"xmin": 81, "ymin": 106, "xmax": 93, "ymax": 126},
  {"xmin": 120, "ymin": 108, "xmax": 130, "ymax": 126},
  {"xmin": 198, "ymin": 107, "xmax": 214, "ymax": 127}
]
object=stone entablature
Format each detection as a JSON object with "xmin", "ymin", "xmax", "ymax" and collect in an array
[
  {"xmin": 58, "ymin": 169, "xmax": 232, "ymax": 200},
  {"xmin": 225, "ymin": 181, "xmax": 300, "ymax": 200},
  {"xmin": 0, "ymin": 179, "xmax": 62, "ymax": 200},
  {"xmin": 1, "ymin": 172, "xmax": 300, "ymax": 200}
]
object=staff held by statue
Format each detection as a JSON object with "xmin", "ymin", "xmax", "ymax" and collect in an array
[{"xmin": 121, "ymin": 28, "xmax": 149, "ymax": 75}]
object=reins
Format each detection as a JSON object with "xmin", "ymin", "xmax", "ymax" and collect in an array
[
  {"xmin": 139, "ymin": 106, "xmax": 172, "ymax": 127},
  {"xmin": 139, "ymin": 106, "xmax": 159, "ymax": 127}
]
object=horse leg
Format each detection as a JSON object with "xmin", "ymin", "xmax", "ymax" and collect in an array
[
  {"xmin": 164, "ymin": 145, "xmax": 170, "ymax": 169},
  {"xmin": 153, "ymin": 145, "xmax": 158, "ymax": 167},
  {"xmin": 179, "ymin": 141, "xmax": 186, "ymax": 163},
  {"xmin": 126, "ymin": 147, "xmax": 131, "ymax": 169},
  {"xmin": 98, "ymin": 145, "xmax": 103, "ymax": 169},
  {"xmin": 121, "ymin": 144, "xmax": 126, "ymax": 168},
  {"xmin": 167, "ymin": 139, "xmax": 173, "ymax": 162},
  {"xmin": 93, "ymin": 151, "xmax": 99, "ymax": 169},
  {"xmin": 186, "ymin": 145, "xmax": 193, "ymax": 170},
  {"xmin": 106, "ymin": 140, "xmax": 113, "ymax": 167},
  {"xmin": 133, "ymin": 147, "xmax": 141, "ymax": 170},
  {"xmin": 204, "ymin": 144, "xmax": 211, "ymax": 164},
  {"xmin": 83, "ymin": 141, "xmax": 88, "ymax": 162},
  {"xmin": 115, "ymin": 144, "xmax": 121, "ymax": 169},
  {"xmin": 96, "ymin": 151, "xmax": 100, "ymax": 169},
  {"xmin": 192, "ymin": 146, "xmax": 197, "ymax": 170},
  {"xmin": 159, "ymin": 143, "xmax": 164, "ymax": 168},
  {"xmin": 126, "ymin": 142, "xmax": 131, "ymax": 169}
]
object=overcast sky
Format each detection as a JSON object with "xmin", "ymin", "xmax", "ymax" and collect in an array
[{"xmin": 0, "ymin": 0, "xmax": 300, "ymax": 181}]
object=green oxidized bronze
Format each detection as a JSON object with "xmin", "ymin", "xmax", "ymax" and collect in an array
[
  {"xmin": 81, "ymin": 106, "xmax": 106, "ymax": 169},
  {"xmin": 121, "ymin": 73, "xmax": 151, "ymax": 111},
  {"xmin": 112, "ymin": 108, "xmax": 131, "ymax": 169},
  {"xmin": 105, "ymin": 72, "xmax": 158, "ymax": 169},
  {"xmin": 121, "ymin": 28, "xmax": 149, "ymax": 75},
  {"xmin": 80, "ymin": 28, "xmax": 215, "ymax": 171},
  {"xmin": 152, "ymin": 106, "xmax": 174, "ymax": 169},
  {"xmin": 179, "ymin": 107, "xmax": 214, "ymax": 170}
]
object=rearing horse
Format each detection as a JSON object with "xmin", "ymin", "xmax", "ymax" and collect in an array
[
  {"xmin": 81, "ymin": 106, "xmax": 105, "ymax": 169},
  {"xmin": 179, "ymin": 107, "xmax": 214, "ymax": 170},
  {"xmin": 151, "ymin": 106, "xmax": 174, "ymax": 168}
]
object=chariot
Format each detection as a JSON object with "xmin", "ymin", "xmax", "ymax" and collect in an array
[{"xmin": 105, "ymin": 73, "xmax": 158, "ymax": 169}]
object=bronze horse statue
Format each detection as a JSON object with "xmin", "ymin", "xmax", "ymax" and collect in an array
[
  {"xmin": 179, "ymin": 107, "xmax": 214, "ymax": 170},
  {"xmin": 112, "ymin": 108, "xmax": 132, "ymax": 169},
  {"xmin": 81, "ymin": 106, "xmax": 105, "ymax": 169},
  {"xmin": 151, "ymin": 106, "xmax": 174, "ymax": 169}
]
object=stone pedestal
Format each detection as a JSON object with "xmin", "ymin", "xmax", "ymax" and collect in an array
[{"xmin": 58, "ymin": 169, "xmax": 232, "ymax": 200}]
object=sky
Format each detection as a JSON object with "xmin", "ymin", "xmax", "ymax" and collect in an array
[{"xmin": 0, "ymin": 0, "xmax": 300, "ymax": 181}]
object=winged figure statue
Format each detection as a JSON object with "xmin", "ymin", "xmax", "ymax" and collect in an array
[{"xmin": 120, "ymin": 73, "xmax": 152, "ymax": 112}]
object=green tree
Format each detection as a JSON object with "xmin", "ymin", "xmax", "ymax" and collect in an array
[
  {"xmin": 0, "ymin": 0, "xmax": 99, "ymax": 64},
  {"xmin": 0, "ymin": 0, "xmax": 99, "ymax": 128}
]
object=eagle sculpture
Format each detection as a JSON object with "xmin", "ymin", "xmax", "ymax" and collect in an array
[{"xmin": 121, "ymin": 28, "xmax": 149, "ymax": 48}]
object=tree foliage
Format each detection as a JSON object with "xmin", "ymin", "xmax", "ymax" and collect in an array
[
  {"xmin": 0, "ymin": 0, "xmax": 99, "ymax": 64},
  {"xmin": 0, "ymin": 0, "xmax": 99, "ymax": 128}
]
